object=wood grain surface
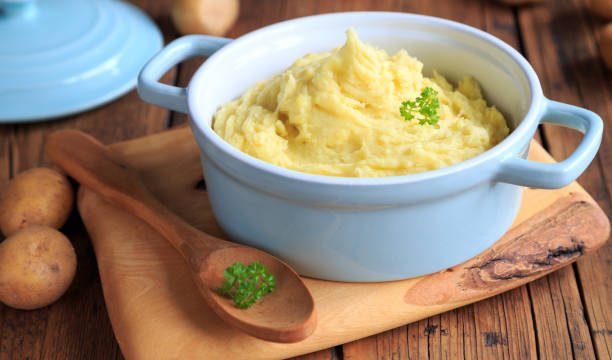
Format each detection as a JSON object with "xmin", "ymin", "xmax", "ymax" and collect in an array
[
  {"xmin": 74, "ymin": 128, "xmax": 608, "ymax": 360},
  {"xmin": 0, "ymin": 0, "xmax": 610, "ymax": 359}
]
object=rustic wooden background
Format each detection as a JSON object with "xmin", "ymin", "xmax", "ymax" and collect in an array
[{"xmin": 0, "ymin": 0, "xmax": 609, "ymax": 359}]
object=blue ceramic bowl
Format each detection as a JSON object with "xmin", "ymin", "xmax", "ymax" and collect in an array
[{"xmin": 138, "ymin": 12, "xmax": 602, "ymax": 282}]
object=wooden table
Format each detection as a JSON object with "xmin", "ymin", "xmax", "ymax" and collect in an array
[{"xmin": 0, "ymin": 0, "xmax": 609, "ymax": 359}]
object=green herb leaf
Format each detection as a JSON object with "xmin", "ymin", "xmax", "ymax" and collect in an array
[
  {"xmin": 399, "ymin": 86, "xmax": 440, "ymax": 125},
  {"xmin": 217, "ymin": 261, "xmax": 276, "ymax": 309}
]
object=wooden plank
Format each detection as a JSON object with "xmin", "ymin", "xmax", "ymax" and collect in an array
[
  {"xmin": 409, "ymin": 319, "xmax": 430, "ymax": 359},
  {"xmin": 468, "ymin": 286, "xmax": 538, "ymax": 359},
  {"xmin": 530, "ymin": 266, "xmax": 596, "ymax": 359},
  {"xmin": 1, "ymin": 1, "xmax": 607, "ymax": 359},
  {"xmin": 428, "ymin": 314, "xmax": 446, "ymax": 359},
  {"xmin": 425, "ymin": 313, "xmax": 451, "ymax": 359},
  {"xmin": 378, "ymin": 326, "xmax": 409, "ymax": 359},
  {"xmin": 0, "ymin": 305, "xmax": 47, "ymax": 360},
  {"xmin": 473, "ymin": 294, "xmax": 508, "ymax": 359},
  {"xmin": 9, "ymin": 92, "xmax": 170, "ymax": 169},
  {"xmin": 292, "ymin": 348, "xmax": 339, "ymax": 360},
  {"xmin": 344, "ymin": 335, "xmax": 379, "ymax": 359},
  {"xmin": 306, "ymin": 302, "xmax": 481, "ymax": 359},
  {"xmin": 517, "ymin": 0, "xmax": 611, "ymax": 359},
  {"xmin": 0, "ymin": 1, "xmax": 177, "ymax": 359},
  {"xmin": 499, "ymin": 287, "xmax": 538, "ymax": 359},
  {"xmin": 467, "ymin": 287, "xmax": 536, "ymax": 359},
  {"xmin": 528, "ymin": 270, "xmax": 577, "ymax": 359},
  {"xmin": 75, "ymin": 123, "xmax": 608, "ymax": 359},
  {"xmin": 485, "ymin": 1, "xmax": 521, "ymax": 50},
  {"xmin": 575, "ymin": 253, "xmax": 612, "ymax": 360},
  {"xmin": 343, "ymin": 289, "xmax": 532, "ymax": 359},
  {"xmin": 458, "ymin": 305, "xmax": 479, "ymax": 359}
]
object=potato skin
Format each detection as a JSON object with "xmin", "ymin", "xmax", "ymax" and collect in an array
[
  {"xmin": 0, "ymin": 226, "xmax": 77, "ymax": 310},
  {"xmin": 171, "ymin": 0, "xmax": 239, "ymax": 36},
  {"xmin": 0, "ymin": 167, "xmax": 73, "ymax": 236}
]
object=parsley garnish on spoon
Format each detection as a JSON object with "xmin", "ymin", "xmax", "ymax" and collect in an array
[{"xmin": 218, "ymin": 261, "xmax": 276, "ymax": 309}]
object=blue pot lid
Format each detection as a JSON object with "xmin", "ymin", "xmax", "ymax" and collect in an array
[{"xmin": 0, "ymin": 0, "xmax": 163, "ymax": 122}]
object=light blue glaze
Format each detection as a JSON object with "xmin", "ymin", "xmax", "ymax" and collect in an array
[
  {"xmin": 496, "ymin": 100, "xmax": 603, "ymax": 188},
  {"xmin": 138, "ymin": 12, "xmax": 603, "ymax": 282},
  {"xmin": 0, "ymin": 0, "xmax": 163, "ymax": 122},
  {"xmin": 138, "ymin": 35, "xmax": 231, "ymax": 113}
]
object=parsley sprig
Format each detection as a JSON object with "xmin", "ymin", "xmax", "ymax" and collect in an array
[
  {"xmin": 218, "ymin": 261, "xmax": 276, "ymax": 309},
  {"xmin": 399, "ymin": 86, "xmax": 440, "ymax": 125}
]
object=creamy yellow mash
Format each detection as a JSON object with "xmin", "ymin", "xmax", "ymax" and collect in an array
[{"xmin": 213, "ymin": 29, "xmax": 509, "ymax": 177}]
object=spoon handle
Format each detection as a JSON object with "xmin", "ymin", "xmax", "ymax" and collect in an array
[{"xmin": 45, "ymin": 130, "xmax": 229, "ymax": 269}]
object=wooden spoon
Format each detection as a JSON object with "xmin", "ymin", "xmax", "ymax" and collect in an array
[{"xmin": 45, "ymin": 130, "xmax": 316, "ymax": 343}]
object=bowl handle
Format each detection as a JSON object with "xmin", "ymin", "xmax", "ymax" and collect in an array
[
  {"xmin": 138, "ymin": 35, "xmax": 231, "ymax": 113},
  {"xmin": 495, "ymin": 99, "xmax": 603, "ymax": 189}
]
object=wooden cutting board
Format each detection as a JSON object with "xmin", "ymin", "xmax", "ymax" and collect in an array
[{"xmin": 76, "ymin": 126, "xmax": 609, "ymax": 359}]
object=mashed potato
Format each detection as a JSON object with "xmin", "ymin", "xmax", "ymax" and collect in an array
[{"xmin": 213, "ymin": 29, "xmax": 509, "ymax": 177}]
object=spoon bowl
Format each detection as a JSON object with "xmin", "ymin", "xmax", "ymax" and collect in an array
[
  {"xmin": 199, "ymin": 246, "xmax": 317, "ymax": 342},
  {"xmin": 45, "ymin": 129, "xmax": 316, "ymax": 343}
]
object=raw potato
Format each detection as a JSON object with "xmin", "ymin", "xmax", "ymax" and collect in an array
[
  {"xmin": 601, "ymin": 22, "xmax": 612, "ymax": 69},
  {"xmin": 0, "ymin": 167, "xmax": 73, "ymax": 236},
  {"xmin": 589, "ymin": 0, "xmax": 612, "ymax": 20},
  {"xmin": 0, "ymin": 226, "xmax": 77, "ymax": 310},
  {"xmin": 171, "ymin": 0, "xmax": 239, "ymax": 36}
]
